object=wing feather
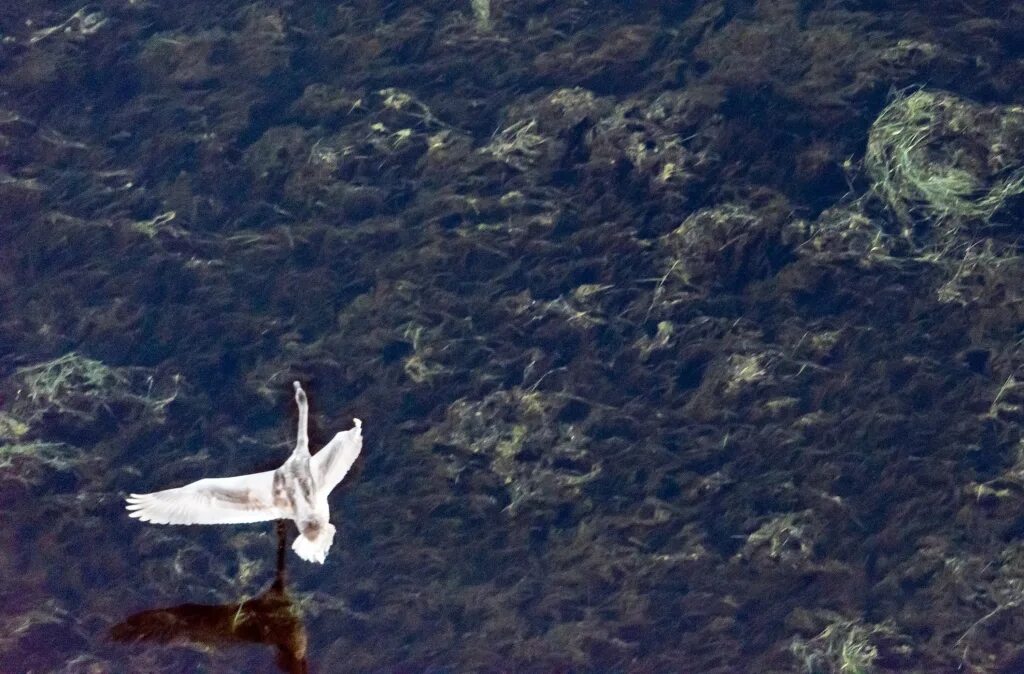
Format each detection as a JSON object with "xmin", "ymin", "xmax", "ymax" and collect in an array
[
  {"xmin": 311, "ymin": 418, "xmax": 363, "ymax": 494},
  {"xmin": 125, "ymin": 470, "xmax": 287, "ymax": 525}
]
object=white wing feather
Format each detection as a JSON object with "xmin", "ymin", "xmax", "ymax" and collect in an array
[
  {"xmin": 125, "ymin": 470, "xmax": 287, "ymax": 525},
  {"xmin": 311, "ymin": 418, "xmax": 363, "ymax": 494}
]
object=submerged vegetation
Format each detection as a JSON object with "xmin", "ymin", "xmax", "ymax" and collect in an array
[
  {"xmin": 866, "ymin": 89, "xmax": 1024, "ymax": 236},
  {"xmin": 8, "ymin": 352, "xmax": 179, "ymax": 425},
  {"xmin": 2, "ymin": 0, "xmax": 1024, "ymax": 671}
]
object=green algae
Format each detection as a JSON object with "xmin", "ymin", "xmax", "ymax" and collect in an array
[
  {"xmin": 866, "ymin": 90, "xmax": 1024, "ymax": 235},
  {"xmin": 9, "ymin": 352, "xmax": 180, "ymax": 425}
]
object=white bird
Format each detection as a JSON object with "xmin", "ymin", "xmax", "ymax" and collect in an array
[{"xmin": 126, "ymin": 381, "xmax": 362, "ymax": 564}]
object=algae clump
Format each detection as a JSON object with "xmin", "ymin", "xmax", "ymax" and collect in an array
[{"xmin": 866, "ymin": 89, "xmax": 1024, "ymax": 235}]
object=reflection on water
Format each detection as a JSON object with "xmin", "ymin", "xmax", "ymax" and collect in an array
[{"xmin": 110, "ymin": 521, "xmax": 307, "ymax": 674}]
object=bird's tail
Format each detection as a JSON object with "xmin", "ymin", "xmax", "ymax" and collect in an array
[{"xmin": 292, "ymin": 522, "xmax": 336, "ymax": 564}]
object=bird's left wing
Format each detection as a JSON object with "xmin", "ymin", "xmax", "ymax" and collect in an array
[{"xmin": 126, "ymin": 470, "xmax": 287, "ymax": 525}]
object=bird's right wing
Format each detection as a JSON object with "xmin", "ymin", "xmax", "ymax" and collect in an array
[
  {"xmin": 126, "ymin": 470, "xmax": 288, "ymax": 525},
  {"xmin": 311, "ymin": 418, "xmax": 363, "ymax": 495}
]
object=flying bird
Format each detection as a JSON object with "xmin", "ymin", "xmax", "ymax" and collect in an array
[{"xmin": 126, "ymin": 382, "xmax": 362, "ymax": 564}]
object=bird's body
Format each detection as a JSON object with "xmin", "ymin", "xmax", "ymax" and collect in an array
[{"xmin": 126, "ymin": 382, "xmax": 362, "ymax": 563}]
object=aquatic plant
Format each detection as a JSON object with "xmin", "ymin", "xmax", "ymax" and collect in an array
[
  {"xmin": 8, "ymin": 352, "xmax": 178, "ymax": 426},
  {"xmin": 471, "ymin": 0, "xmax": 491, "ymax": 30},
  {"xmin": 866, "ymin": 90, "xmax": 1024, "ymax": 235},
  {"xmin": 790, "ymin": 619, "xmax": 910, "ymax": 674},
  {"xmin": 0, "ymin": 441, "xmax": 81, "ymax": 486},
  {"xmin": 427, "ymin": 387, "xmax": 600, "ymax": 511}
]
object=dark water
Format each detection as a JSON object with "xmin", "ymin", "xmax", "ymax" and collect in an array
[{"xmin": 2, "ymin": 1, "xmax": 1024, "ymax": 672}]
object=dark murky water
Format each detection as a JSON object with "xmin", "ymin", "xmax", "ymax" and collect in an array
[{"xmin": 2, "ymin": 1, "xmax": 1024, "ymax": 672}]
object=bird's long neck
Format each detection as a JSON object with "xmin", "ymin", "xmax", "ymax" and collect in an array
[{"xmin": 294, "ymin": 381, "xmax": 310, "ymax": 457}]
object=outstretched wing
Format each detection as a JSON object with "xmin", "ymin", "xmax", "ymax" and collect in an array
[
  {"xmin": 126, "ymin": 470, "xmax": 287, "ymax": 525},
  {"xmin": 311, "ymin": 418, "xmax": 363, "ymax": 494}
]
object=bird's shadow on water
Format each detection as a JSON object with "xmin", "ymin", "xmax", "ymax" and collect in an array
[{"xmin": 109, "ymin": 521, "xmax": 308, "ymax": 674}]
